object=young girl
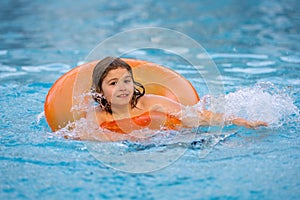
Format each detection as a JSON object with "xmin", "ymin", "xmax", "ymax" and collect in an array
[{"xmin": 79, "ymin": 57, "xmax": 267, "ymax": 141}]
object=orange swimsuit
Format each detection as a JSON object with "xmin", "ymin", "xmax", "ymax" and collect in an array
[{"xmin": 100, "ymin": 111, "xmax": 182, "ymax": 133}]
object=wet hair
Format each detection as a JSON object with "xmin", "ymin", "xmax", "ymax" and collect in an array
[{"xmin": 91, "ymin": 57, "xmax": 145, "ymax": 114}]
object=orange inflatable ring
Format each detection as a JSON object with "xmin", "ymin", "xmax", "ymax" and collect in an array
[{"xmin": 44, "ymin": 58, "xmax": 199, "ymax": 132}]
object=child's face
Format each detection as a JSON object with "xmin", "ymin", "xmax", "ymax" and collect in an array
[{"xmin": 101, "ymin": 67, "xmax": 134, "ymax": 108}]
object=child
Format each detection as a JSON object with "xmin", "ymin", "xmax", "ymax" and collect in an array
[{"xmin": 79, "ymin": 57, "xmax": 267, "ymax": 141}]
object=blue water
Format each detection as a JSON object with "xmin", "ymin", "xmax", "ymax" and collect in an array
[{"xmin": 1, "ymin": 0, "xmax": 300, "ymax": 199}]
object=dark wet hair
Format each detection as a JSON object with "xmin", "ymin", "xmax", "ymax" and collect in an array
[{"xmin": 91, "ymin": 56, "xmax": 145, "ymax": 114}]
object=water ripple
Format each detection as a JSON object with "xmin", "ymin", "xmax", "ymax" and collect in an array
[
  {"xmin": 21, "ymin": 63, "xmax": 71, "ymax": 73},
  {"xmin": 0, "ymin": 50, "xmax": 8, "ymax": 56},
  {"xmin": 0, "ymin": 71, "xmax": 27, "ymax": 79},
  {"xmin": 280, "ymin": 56, "xmax": 300, "ymax": 64},
  {"xmin": 207, "ymin": 53, "xmax": 269, "ymax": 59},
  {"xmin": 246, "ymin": 61, "xmax": 275, "ymax": 67},
  {"xmin": 223, "ymin": 67, "xmax": 277, "ymax": 74}
]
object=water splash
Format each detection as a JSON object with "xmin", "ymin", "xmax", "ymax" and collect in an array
[
  {"xmin": 36, "ymin": 111, "xmax": 45, "ymax": 125},
  {"xmin": 206, "ymin": 82, "xmax": 299, "ymax": 128},
  {"xmin": 44, "ymin": 81, "xmax": 300, "ymax": 144},
  {"xmin": 48, "ymin": 111, "xmax": 237, "ymax": 171},
  {"xmin": 41, "ymin": 81, "xmax": 299, "ymax": 171}
]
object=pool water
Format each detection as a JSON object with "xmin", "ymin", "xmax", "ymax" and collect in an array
[{"xmin": 1, "ymin": 0, "xmax": 300, "ymax": 199}]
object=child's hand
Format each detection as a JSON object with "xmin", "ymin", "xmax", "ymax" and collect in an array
[{"xmin": 232, "ymin": 118, "xmax": 268, "ymax": 129}]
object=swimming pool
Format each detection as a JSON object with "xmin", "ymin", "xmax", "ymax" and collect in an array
[{"xmin": 1, "ymin": 0, "xmax": 299, "ymax": 199}]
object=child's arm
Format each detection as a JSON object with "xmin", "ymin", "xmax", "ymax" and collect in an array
[{"xmin": 197, "ymin": 110, "xmax": 268, "ymax": 129}]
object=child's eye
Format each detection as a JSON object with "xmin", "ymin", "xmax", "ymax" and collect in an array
[
  {"xmin": 124, "ymin": 79, "xmax": 132, "ymax": 83},
  {"xmin": 110, "ymin": 81, "xmax": 117, "ymax": 86}
]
